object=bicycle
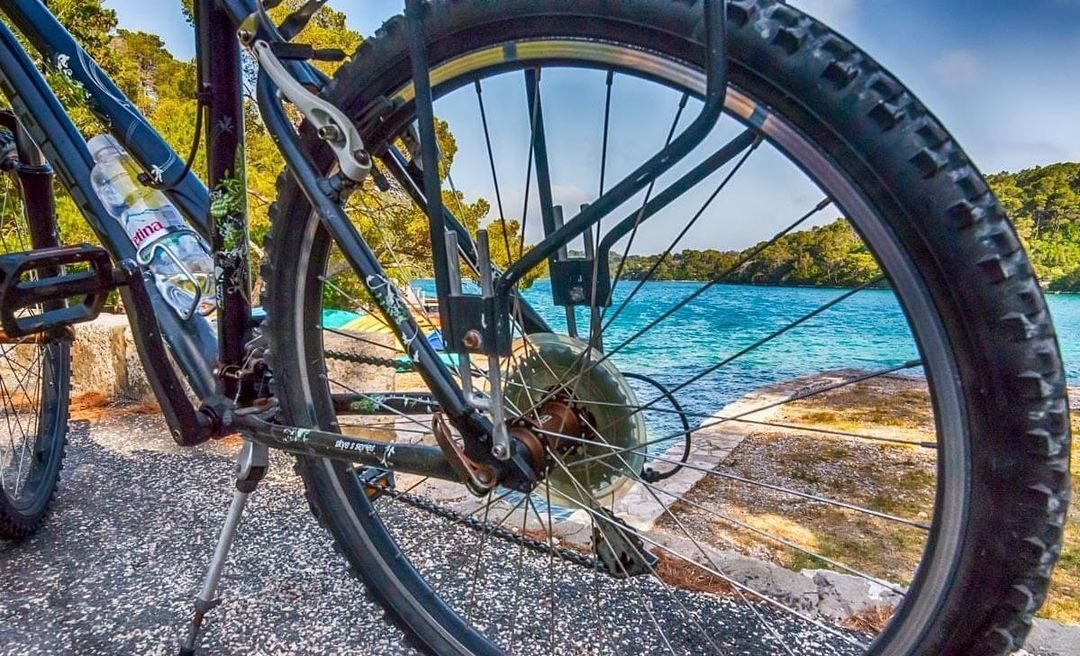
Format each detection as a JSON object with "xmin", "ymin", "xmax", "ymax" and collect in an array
[{"xmin": 0, "ymin": 0, "xmax": 1070, "ymax": 654}]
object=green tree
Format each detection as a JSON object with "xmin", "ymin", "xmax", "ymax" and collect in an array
[
  {"xmin": 988, "ymin": 163, "xmax": 1080, "ymax": 289},
  {"xmin": 2, "ymin": 0, "xmax": 541, "ymax": 319}
]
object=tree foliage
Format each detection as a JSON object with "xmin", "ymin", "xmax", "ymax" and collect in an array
[
  {"xmin": 987, "ymin": 162, "xmax": 1080, "ymax": 290},
  {"xmin": 615, "ymin": 219, "xmax": 882, "ymax": 287},
  {"xmin": 3, "ymin": 1, "xmax": 1078, "ymax": 301},
  {"xmin": 1, "ymin": 0, "xmax": 539, "ymax": 315},
  {"xmin": 617, "ymin": 163, "xmax": 1080, "ymax": 290}
]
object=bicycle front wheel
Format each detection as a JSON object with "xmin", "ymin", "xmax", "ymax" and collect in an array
[
  {"xmin": 0, "ymin": 129, "xmax": 71, "ymax": 540},
  {"xmin": 264, "ymin": 1, "xmax": 1069, "ymax": 654}
]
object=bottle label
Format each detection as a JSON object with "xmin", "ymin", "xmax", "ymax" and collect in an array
[
  {"xmin": 126, "ymin": 212, "xmax": 168, "ymax": 249},
  {"xmin": 125, "ymin": 208, "xmax": 183, "ymax": 250},
  {"xmin": 131, "ymin": 220, "xmax": 166, "ymax": 248}
]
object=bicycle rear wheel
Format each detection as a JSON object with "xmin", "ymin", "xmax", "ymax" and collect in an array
[
  {"xmin": 264, "ymin": 1, "xmax": 1069, "ymax": 654},
  {"xmin": 0, "ymin": 129, "xmax": 71, "ymax": 539}
]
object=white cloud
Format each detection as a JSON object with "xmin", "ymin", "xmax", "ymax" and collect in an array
[{"xmin": 931, "ymin": 49, "xmax": 983, "ymax": 86}]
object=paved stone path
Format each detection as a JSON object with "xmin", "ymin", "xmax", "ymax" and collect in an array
[{"xmin": 0, "ymin": 409, "xmax": 862, "ymax": 655}]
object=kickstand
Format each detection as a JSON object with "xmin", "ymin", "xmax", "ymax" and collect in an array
[{"xmin": 178, "ymin": 440, "xmax": 269, "ymax": 655}]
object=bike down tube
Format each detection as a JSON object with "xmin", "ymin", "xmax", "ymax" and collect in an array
[
  {"xmin": 496, "ymin": 0, "xmax": 728, "ymax": 294},
  {"xmin": 0, "ymin": 17, "xmax": 219, "ymax": 406},
  {"xmin": 254, "ymin": 71, "xmax": 485, "ymax": 439},
  {"xmin": 0, "ymin": 0, "xmax": 211, "ymax": 238}
]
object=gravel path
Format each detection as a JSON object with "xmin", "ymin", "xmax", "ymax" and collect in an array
[
  {"xmin": 0, "ymin": 412, "xmax": 419, "ymax": 656},
  {"xmin": 0, "ymin": 409, "xmax": 863, "ymax": 655}
]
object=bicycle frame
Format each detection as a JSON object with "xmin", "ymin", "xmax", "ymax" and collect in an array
[
  {"xmin": 0, "ymin": 0, "xmax": 728, "ymax": 488},
  {"xmin": 0, "ymin": 0, "xmax": 452, "ymax": 476}
]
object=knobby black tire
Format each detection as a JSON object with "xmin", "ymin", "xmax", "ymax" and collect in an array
[{"xmin": 263, "ymin": 1, "xmax": 1070, "ymax": 654}]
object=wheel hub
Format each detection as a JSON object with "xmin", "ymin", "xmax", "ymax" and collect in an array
[{"xmin": 505, "ymin": 333, "xmax": 647, "ymax": 508}]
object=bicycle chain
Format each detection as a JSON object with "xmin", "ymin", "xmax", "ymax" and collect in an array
[
  {"xmin": 365, "ymin": 481, "xmax": 602, "ymax": 571},
  {"xmin": 332, "ymin": 348, "xmax": 600, "ymax": 569},
  {"xmin": 325, "ymin": 348, "xmax": 403, "ymax": 370}
]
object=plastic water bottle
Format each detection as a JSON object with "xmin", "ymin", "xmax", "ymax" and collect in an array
[{"xmin": 88, "ymin": 134, "xmax": 215, "ymax": 319}]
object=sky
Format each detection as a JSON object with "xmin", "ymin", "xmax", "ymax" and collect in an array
[{"xmin": 101, "ymin": 0, "xmax": 1080, "ymax": 253}]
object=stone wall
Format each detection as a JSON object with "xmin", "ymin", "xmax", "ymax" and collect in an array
[
  {"xmin": 70, "ymin": 313, "xmax": 148, "ymax": 400},
  {"xmin": 67, "ymin": 313, "xmax": 396, "ymax": 402}
]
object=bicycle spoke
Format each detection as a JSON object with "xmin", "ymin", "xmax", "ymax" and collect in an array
[
  {"xmin": 606, "ymin": 92, "xmax": 689, "ymax": 293},
  {"xmin": 8, "ymin": 346, "xmax": 42, "ymax": 475},
  {"xmin": 4, "ymin": 344, "xmax": 44, "ymax": 420},
  {"xmin": 610, "ymin": 448, "xmax": 928, "ymax": 530},
  {"xmin": 591, "ymin": 456, "xmax": 907, "ymax": 596},
  {"xmin": 475, "ymin": 79, "xmax": 513, "ymax": 264},
  {"xmin": 543, "ymin": 432, "xmax": 756, "ymax": 655},
  {"xmin": 599, "ymin": 196, "xmax": 834, "ymax": 365},
  {"xmin": 465, "ymin": 489, "xmax": 529, "ymax": 623},
  {"xmin": 546, "ymin": 450, "xmax": 861, "ymax": 650},
  {"xmin": 287, "ymin": 33, "xmax": 990, "ymax": 653},
  {"xmin": 0, "ymin": 356, "xmax": 35, "ymax": 498},
  {"xmin": 509, "ymin": 388, "xmax": 934, "ymax": 449},
  {"xmin": 522, "ymin": 494, "xmax": 557, "ymax": 655},
  {"xmin": 549, "ymin": 385, "xmax": 909, "ymax": 605},
  {"xmin": 608, "ymin": 277, "xmax": 885, "ymax": 427},
  {"xmin": 599, "ymin": 131, "xmax": 761, "ymax": 334},
  {"xmin": 569, "ymin": 359, "xmax": 926, "ymax": 472},
  {"xmin": 519, "ymin": 197, "xmax": 835, "ymax": 418},
  {"xmin": 599, "ymin": 70, "xmax": 614, "ymax": 199},
  {"xmin": 319, "ymin": 325, "xmax": 402, "ymax": 354},
  {"xmin": 326, "ymin": 377, "xmax": 434, "ymax": 434},
  {"xmin": 506, "ymin": 496, "xmax": 532, "ymax": 655}
]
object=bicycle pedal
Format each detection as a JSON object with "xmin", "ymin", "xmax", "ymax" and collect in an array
[{"xmin": 0, "ymin": 244, "xmax": 125, "ymax": 338}]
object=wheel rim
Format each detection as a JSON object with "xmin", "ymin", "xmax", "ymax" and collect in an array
[{"xmin": 287, "ymin": 37, "xmax": 969, "ymax": 655}]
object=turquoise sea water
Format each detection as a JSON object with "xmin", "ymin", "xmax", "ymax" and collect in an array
[{"xmin": 512, "ymin": 280, "xmax": 1080, "ymax": 420}]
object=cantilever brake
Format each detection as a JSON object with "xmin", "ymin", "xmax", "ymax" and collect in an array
[{"xmin": 250, "ymin": 40, "xmax": 371, "ymax": 183}]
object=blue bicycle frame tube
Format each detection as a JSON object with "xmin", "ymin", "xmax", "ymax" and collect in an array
[
  {"xmin": 0, "ymin": 0, "xmax": 212, "ymax": 238},
  {"xmin": 0, "ymin": 2, "xmax": 220, "ymax": 398}
]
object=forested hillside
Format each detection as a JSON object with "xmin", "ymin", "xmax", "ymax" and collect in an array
[
  {"xmin": 617, "ymin": 162, "xmax": 1080, "ymax": 290},
  {"xmin": 615, "ymin": 219, "xmax": 880, "ymax": 287},
  {"xmin": 988, "ymin": 163, "xmax": 1080, "ymax": 290}
]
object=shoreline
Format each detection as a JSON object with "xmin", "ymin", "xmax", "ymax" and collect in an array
[{"xmin": 529, "ymin": 276, "xmax": 1080, "ymax": 294}]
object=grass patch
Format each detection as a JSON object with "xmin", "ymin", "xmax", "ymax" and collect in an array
[
  {"xmin": 668, "ymin": 376, "xmax": 1078, "ymax": 624},
  {"xmin": 1039, "ymin": 413, "xmax": 1080, "ymax": 624}
]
